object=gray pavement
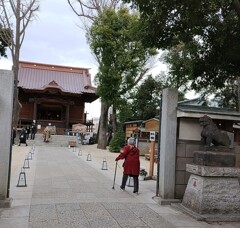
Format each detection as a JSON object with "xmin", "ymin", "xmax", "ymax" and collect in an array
[{"xmin": 0, "ymin": 144, "xmax": 240, "ymax": 228}]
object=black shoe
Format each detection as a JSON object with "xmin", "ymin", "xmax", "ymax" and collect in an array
[
  {"xmin": 133, "ymin": 191, "xmax": 138, "ymax": 194},
  {"xmin": 120, "ymin": 186, "xmax": 125, "ymax": 191}
]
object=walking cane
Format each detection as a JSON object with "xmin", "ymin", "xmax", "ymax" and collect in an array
[{"xmin": 112, "ymin": 161, "xmax": 118, "ymax": 189}]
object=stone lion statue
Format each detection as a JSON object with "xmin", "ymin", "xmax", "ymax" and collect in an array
[{"xmin": 199, "ymin": 115, "xmax": 230, "ymax": 147}]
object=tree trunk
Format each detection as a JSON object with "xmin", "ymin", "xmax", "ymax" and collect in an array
[
  {"xmin": 11, "ymin": 0, "xmax": 22, "ymax": 128},
  {"xmin": 97, "ymin": 101, "xmax": 109, "ymax": 149},
  {"xmin": 112, "ymin": 104, "xmax": 117, "ymax": 133},
  {"xmin": 12, "ymin": 88, "xmax": 22, "ymax": 127},
  {"xmin": 11, "ymin": 62, "xmax": 21, "ymax": 128}
]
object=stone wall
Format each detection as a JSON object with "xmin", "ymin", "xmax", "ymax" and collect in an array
[
  {"xmin": 138, "ymin": 138, "xmax": 240, "ymax": 199},
  {"xmin": 175, "ymin": 140, "xmax": 240, "ymax": 199},
  {"xmin": 175, "ymin": 140, "xmax": 202, "ymax": 199}
]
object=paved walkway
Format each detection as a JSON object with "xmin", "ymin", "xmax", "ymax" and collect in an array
[{"xmin": 0, "ymin": 144, "xmax": 239, "ymax": 228}]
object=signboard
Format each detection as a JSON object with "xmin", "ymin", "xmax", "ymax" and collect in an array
[
  {"xmin": 72, "ymin": 123, "xmax": 87, "ymax": 133},
  {"xmin": 150, "ymin": 131, "xmax": 155, "ymax": 141}
]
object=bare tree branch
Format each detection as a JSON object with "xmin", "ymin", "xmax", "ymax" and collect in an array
[
  {"xmin": 67, "ymin": 0, "xmax": 120, "ymax": 27},
  {"xmin": 0, "ymin": 0, "xmax": 39, "ymax": 69},
  {"xmin": 9, "ymin": 0, "xmax": 17, "ymax": 16},
  {"xmin": 0, "ymin": 0, "xmax": 40, "ymax": 127}
]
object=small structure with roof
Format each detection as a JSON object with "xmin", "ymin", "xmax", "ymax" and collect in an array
[{"xmin": 124, "ymin": 120, "xmax": 143, "ymax": 139}]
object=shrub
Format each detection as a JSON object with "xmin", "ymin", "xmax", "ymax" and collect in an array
[
  {"xmin": 109, "ymin": 128, "xmax": 125, "ymax": 153},
  {"xmin": 139, "ymin": 168, "xmax": 147, "ymax": 176}
]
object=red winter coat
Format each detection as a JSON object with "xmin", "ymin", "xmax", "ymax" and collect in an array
[{"xmin": 115, "ymin": 145, "xmax": 140, "ymax": 176}]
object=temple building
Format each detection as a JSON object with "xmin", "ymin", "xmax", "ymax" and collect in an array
[{"xmin": 17, "ymin": 61, "xmax": 98, "ymax": 134}]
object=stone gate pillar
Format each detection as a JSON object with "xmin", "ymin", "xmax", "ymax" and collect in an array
[
  {"xmin": 0, "ymin": 70, "xmax": 14, "ymax": 207},
  {"xmin": 159, "ymin": 88, "xmax": 178, "ymax": 203}
]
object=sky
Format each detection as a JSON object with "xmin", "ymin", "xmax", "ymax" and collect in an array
[
  {"xmin": 0, "ymin": 0, "xmax": 171, "ymax": 119},
  {"xmin": 0, "ymin": 0, "xmax": 101, "ymax": 118}
]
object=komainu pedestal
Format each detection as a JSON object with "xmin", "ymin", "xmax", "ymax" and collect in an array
[
  {"xmin": 193, "ymin": 150, "xmax": 235, "ymax": 167},
  {"xmin": 181, "ymin": 164, "xmax": 240, "ymax": 221}
]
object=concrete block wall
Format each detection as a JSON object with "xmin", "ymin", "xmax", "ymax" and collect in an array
[{"xmin": 175, "ymin": 140, "xmax": 201, "ymax": 199}]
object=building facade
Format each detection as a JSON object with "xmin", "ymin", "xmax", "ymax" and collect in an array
[{"xmin": 18, "ymin": 61, "xmax": 98, "ymax": 134}]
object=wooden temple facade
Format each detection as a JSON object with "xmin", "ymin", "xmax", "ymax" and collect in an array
[{"xmin": 18, "ymin": 61, "xmax": 98, "ymax": 134}]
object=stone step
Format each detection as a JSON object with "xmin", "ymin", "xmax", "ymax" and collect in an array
[{"xmin": 26, "ymin": 134, "xmax": 80, "ymax": 147}]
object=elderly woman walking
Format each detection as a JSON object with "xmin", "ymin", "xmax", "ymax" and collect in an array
[{"xmin": 115, "ymin": 137, "xmax": 140, "ymax": 194}]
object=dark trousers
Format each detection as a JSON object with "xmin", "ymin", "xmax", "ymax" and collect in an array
[
  {"xmin": 121, "ymin": 174, "xmax": 139, "ymax": 193},
  {"xmin": 30, "ymin": 133, "xmax": 35, "ymax": 140}
]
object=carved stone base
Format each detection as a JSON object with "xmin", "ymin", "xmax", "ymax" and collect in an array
[
  {"xmin": 180, "ymin": 164, "xmax": 240, "ymax": 221},
  {"xmin": 199, "ymin": 145, "xmax": 233, "ymax": 153},
  {"xmin": 193, "ymin": 151, "xmax": 235, "ymax": 167}
]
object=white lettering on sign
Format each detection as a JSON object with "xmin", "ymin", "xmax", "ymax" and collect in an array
[{"xmin": 150, "ymin": 131, "xmax": 155, "ymax": 141}]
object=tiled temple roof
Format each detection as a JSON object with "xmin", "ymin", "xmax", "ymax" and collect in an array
[{"xmin": 18, "ymin": 61, "xmax": 97, "ymax": 95}]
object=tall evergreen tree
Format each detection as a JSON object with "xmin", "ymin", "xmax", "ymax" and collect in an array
[
  {"xmin": 0, "ymin": 24, "xmax": 11, "ymax": 58},
  {"xmin": 131, "ymin": 75, "xmax": 162, "ymax": 120},
  {"xmin": 87, "ymin": 7, "xmax": 157, "ymax": 148},
  {"xmin": 125, "ymin": 0, "xmax": 240, "ymax": 109}
]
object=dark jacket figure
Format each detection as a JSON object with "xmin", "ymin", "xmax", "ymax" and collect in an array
[
  {"xmin": 26, "ymin": 126, "xmax": 31, "ymax": 140},
  {"xmin": 115, "ymin": 137, "xmax": 140, "ymax": 194},
  {"xmin": 30, "ymin": 124, "xmax": 37, "ymax": 140},
  {"xmin": 12, "ymin": 127, "xmax": 16, "ymax": 145},
  {"xmin": 19, "ymin": 129, "xmax": 28, "ymax": 146}
]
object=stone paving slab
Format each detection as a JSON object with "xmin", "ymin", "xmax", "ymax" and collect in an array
[
  {"xmin": 29, "ymin": 204, "xmax": 58, "ymax": 222},
  {"xmin": 0, "ymin": 217, "xmax": 29, "ymax": 228},
  {"xmin": 28, "ymin": 219, "xmax": 62, "ymax": 228},
  {"xmin": 0, "ymin": 143, "xmax": 240, "ymax": 228}
]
